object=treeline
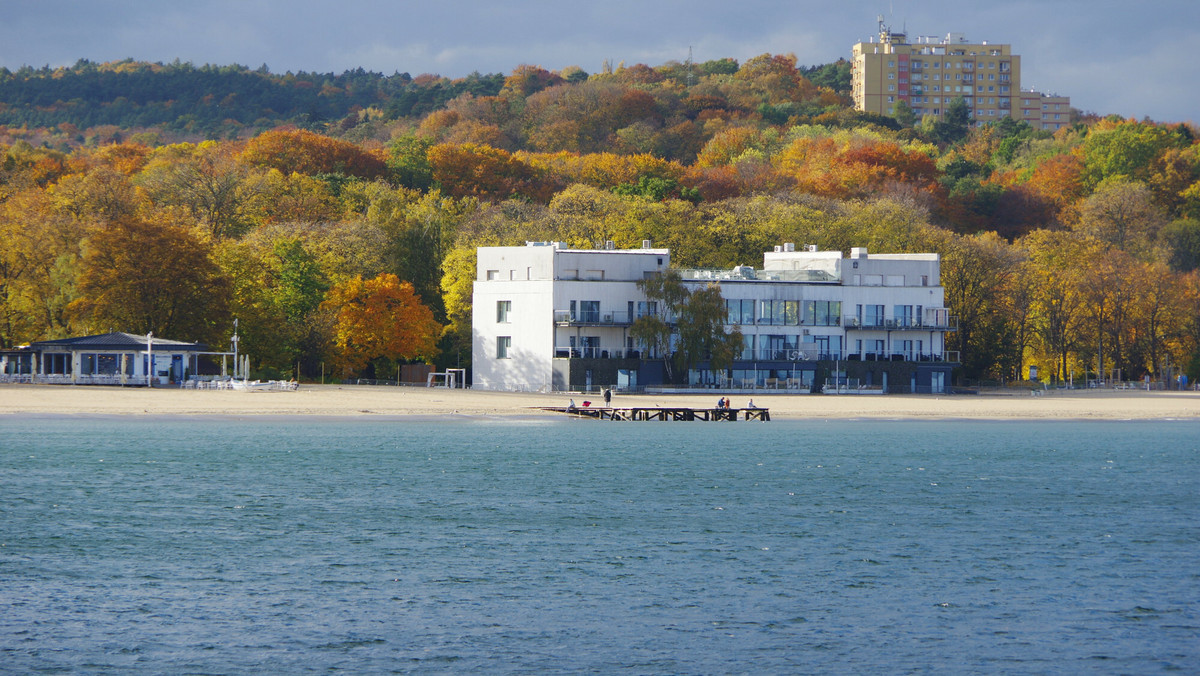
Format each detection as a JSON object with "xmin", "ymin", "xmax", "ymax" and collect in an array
[
  {"xmin": 0, "ymin": 56, "xmax": 1198, "ymax": 384},
  {"xmin": 0, "ymin": 59, "xmax": 505, "ymax": 137}
]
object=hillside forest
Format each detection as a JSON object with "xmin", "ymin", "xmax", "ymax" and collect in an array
[{"xmin": 1, "ymin": 56, "xmax": 1199, "ymax": 384}]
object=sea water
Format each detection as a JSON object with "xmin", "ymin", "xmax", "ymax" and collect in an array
[{"xmin": 1, "ymin": 417, "xmax": 1197, "ymax": 673}]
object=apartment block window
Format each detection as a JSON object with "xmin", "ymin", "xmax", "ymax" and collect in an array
[
  {"xmin": 726, "ymin": 299, "xmax": 755, "ymax": 325},
  {"xmin": 888, "ymin": 85, "xmax": 895, "ymax": 92},
  {"xmin": 496, "ymin": 300, "xmax": 511, "ymax": 323},
  {"xmin": 861, "ymin": 304, "xmax": 885, "ymax": 327},
  {"xmin": 977, "ymin": 85, "xmax": 984, "ymax": 93},
  {"xmin": 989, "ymin": 74, "xmax": 995, "ymax": 81},
  {"xmin": 486, "ymin": 269, "xmax": 500, "ymax": 280},
  {"xmin": 804, "ymin": 300, "xmax": 842, "ymax": 327},
  {"xmin": 888, "ymin": 73, "xmax": 895, "ymax": 80},
  {"xmin": 578, "ymin": 300, "xmax": 600, "ymax": 323},
  {"xmin": 888, "ymin": 61, "xmax": 895, "ymax": 67},
  {"xmin": 497, "ymin": 336, "xmax": 511, "ymax": 359},
  {"xmin": 758, "ymin": 300, "xmax": 799, "ymax": 326}
]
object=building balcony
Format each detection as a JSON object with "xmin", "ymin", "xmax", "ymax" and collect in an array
[
  {"xmin": 743, "ymin": 349, "xmax": 959, "ymax": 363},
  {"xmin": 843, "ymin": 315, "xmax": 958, "ymax": 330},
  {"xmin": 554, "ymin": 310, "xmax": 672, "ymax": 326},
  {"xmin": 554, "ymin": 346, "xmax": 645, "ymax": 359}
]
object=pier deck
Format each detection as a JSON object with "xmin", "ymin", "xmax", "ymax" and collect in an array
[{"xmin": 539, "ymin": 406, "xmax": 770, "ymax": 421}]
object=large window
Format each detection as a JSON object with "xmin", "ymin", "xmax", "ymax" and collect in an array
[
  {"xmin": 757, "ymin": 300, "xmax": 798, "ymax": 326},
  {"xmin": 859, "ymin": 304, "xmax": 884, "ymax": 327},
  {"xmin": 726, "ymin": 299, "xmax": 755, "ymax": 325},
  {"xmin": 578, "ymin": 300, "xmax": 600, "ymax": 323},
  {"xmin": 496, "ymin": 300, "xmax": 511, "ymax": 323},
  {"xmin": 497, "ymin": 336, "xmax": 511, "ymax": 359},
  {"xmin": 580, "ymin": 336, "xmax": 600, "ymax": 358},
  {"xmin": 803, "ymin": 300, "xmax": 841, "ymax": 326}
]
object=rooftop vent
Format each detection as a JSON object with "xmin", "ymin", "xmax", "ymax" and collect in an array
[
  {"xmin": 807, "ymin": 244, "xmax": 818, "ymax": 252},
  {"xmin": 783, "ymin": 242, "xmax": 795, "ymax": 252},
  {"xmin": 642, "ymin": 239, "xmax": 652, "ymax": 249}
]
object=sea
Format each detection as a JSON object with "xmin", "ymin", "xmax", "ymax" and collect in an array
[{"xmin": 1, "ymin": 416, "xmax": 1197, "ymax": 674}]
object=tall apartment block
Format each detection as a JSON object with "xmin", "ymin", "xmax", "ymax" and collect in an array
[{"xmin": 851, "ymin": 21, "xmax": 1069, "ymax": 130}]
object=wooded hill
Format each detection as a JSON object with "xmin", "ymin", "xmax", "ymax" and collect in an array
[{"xmin": 1, "ymin": 56, "xmax": 1198, "ymax": 385}]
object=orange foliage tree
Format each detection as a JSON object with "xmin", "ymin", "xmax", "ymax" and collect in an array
[
  {"xmin": 240, "ymin": 128, "xmax": 386, "ymax": 179},
  {"xmin": 321, "ymin": 273, "xmax": 441, "ymax": 375},
  {"xmin": 428, "ymin": 142, "xmax": 560, "ymax": 202}
]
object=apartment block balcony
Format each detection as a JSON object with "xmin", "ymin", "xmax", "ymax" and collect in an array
[
  {"xmin": 745, "ymin": 348, "xmax": 959, "ymax": 363},
  {"xmin": 553, "ymin": 346, "xmax": 647, "ymax": 359},
  {"xmin": 843, "ymin": 315, "xmax": 958, "ymax": 331},
  {"xmin": 554, "ymin": 310, "xmax": 674, "ymax": 326}
]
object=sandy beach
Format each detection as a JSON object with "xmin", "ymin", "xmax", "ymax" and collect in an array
[{"xmin": 1, "ymin": 383, "xmax": 1197, "ymax": 420}]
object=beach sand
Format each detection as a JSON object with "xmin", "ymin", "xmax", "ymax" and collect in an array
[{"xmin": 1, "ymin": 383, "xmax": 1197, "ymax": 420}]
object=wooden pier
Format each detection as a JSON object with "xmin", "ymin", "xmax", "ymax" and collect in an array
[{"xmin": 539, "ymin": 406, "xmax": 770, "ymax": 422}]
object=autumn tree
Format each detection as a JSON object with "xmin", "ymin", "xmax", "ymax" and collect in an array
[
  {"xmin": 428, "ymin": 142, "xmax": 559, "ymax": 202},
  {"xmin": 1074, "ymin": 179, "xmax": 1168, "ymax": 257},
  {"xmin": 137, "ymin": 141, "xmax": 259, "ymax": 239},
  {"xmin": 240, "ymin": 129, "xmax": 387, "ymax": 179},
  {"xmin": 321, "ymin": 273, "xmax": 441, "ymax": 377},
  {"xmin": 70, "ymin": 217, "xmax": 231, "ymax": 342}
]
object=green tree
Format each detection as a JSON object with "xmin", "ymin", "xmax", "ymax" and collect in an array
[
  {"xmin": 386, "ymin": 135, "xmax": 434, "ymax": 191},
  {"xmin": 1164, "ymin": 218, "xmax": 1200, "ymax": 272},
  {"xmin": 631, "ymin": 269, "xmax": 689, "ymax": 381},
  {"xmin": 676, "ymin": 283, "xmax": 743, "ymax": 383},
  {"xmin": 932, "ymin": 97, "xmax": 971, "ymax": 146},
  {"xmin": 893, "ymin": 99, "xmax": 916, "ymax": 128}
]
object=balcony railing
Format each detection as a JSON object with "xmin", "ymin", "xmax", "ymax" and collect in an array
[
  {"xmin": 843, "ymin": 316, "xmax": 958, "ymax": 330},
  {"xmin": 554, "ymin": 310, "xmax": 674, "ymax": 326},
  {"xmin": 554, "ymin": 346, "xmax": 647, "ymax": 359}
]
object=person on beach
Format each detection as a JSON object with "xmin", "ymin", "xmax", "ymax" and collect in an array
[
  {"xmin": 568, "ymin": 398, "xmax": 576, "ymax": 409},
  {"xmin": 603, "ymin": 388, "xmax": 611, "ymax": 407},
  {"xmin": 747, "ymin": 399, "xmax": 756, "ymax": 409},
  {"xmin": 717, "ymin": 397, "xmax": 725, "ymax": 409}
]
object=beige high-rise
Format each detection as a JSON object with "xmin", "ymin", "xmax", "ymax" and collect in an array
[{"xmin": 852, "ymin": 21, "xmax": 1068, "ymax": 131}]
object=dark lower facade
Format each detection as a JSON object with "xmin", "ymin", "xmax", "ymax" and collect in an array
[{"xmin": 552, "ymin": 356, "xmax": 955, "ymax": 394}]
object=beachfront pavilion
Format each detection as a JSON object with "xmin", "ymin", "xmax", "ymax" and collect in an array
[{"xmin": 0, "ymin": 332, "xmax": 233, "ymax": 386}]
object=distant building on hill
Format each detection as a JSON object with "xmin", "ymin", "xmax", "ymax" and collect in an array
[{"xmin": 851, "ymin": 19, "xmax": 1070, "ymax": 130}]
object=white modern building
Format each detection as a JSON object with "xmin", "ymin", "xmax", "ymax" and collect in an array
[{"xmin": 472, "ymin": 242, "xmax": 957, "ymax": 393}]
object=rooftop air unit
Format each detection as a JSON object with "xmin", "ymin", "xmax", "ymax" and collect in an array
[
  {"xmin": 783, "ymin": 242, "xmax": 795, "ymax": 252},
  {"xmin": 642, "ymin": 239, "xmax": 652, "ymax": 249}
]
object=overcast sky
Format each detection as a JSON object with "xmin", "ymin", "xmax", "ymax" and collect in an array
[{"xmin": 1, "ymin": 0, "xmax": 1195, "ymax": 123}]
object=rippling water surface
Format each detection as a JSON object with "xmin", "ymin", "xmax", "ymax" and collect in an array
[{"xmin": 1, "ymin": 417, "xmax": 1198, "ymax": 673}]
